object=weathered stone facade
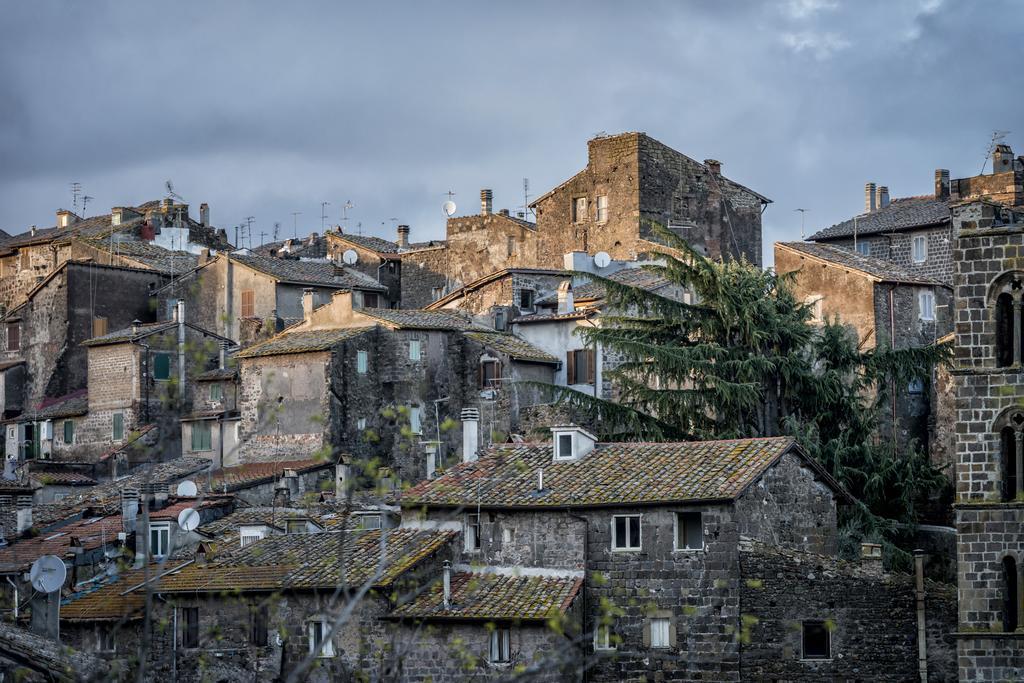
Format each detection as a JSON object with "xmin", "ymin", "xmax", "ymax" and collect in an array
[{"xmin": 444, "ymin": 209, "xmax": 539, "ymax": 289}]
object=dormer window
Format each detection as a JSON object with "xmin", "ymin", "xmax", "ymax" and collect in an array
[{"xmin": 551, "ymin": 425, "xmax": 597, "ymax": 461}]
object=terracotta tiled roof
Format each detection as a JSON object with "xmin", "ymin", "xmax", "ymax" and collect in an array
[
  {"xmin": 390, "ymin": 571, "xmax": 582, "ymax": 622},
  {"xmin": 207, "ymin": 458, "xmax": 332, "ymax": 492},
  {"xmin": 512, "ymin": 310, "xmax": 594, "ymax": 324},
  {"xmin": 360, "ymin": 308, "xmax": 487, "ymax": 331},
  {"xmin": 153, "ymin": 528, "xmax": 454, "ymax": 593},
  {"xmin": 231, "ymin": 254, "xmax": 385, "ymax": 291},
  {"xmin": 235, "ymin": 327, "xmax": 371, "ymax": 358},
  {"xmin": 403, "ymin": 436, "xmax": 842, "ymax": 509},
  {"xmin": 80, "ymin": 238, "xmax": 199, "ymax": 274},
  {"xmin": 0, "ymin": 515, "xmax": 125, "ymax": 573},
  {"xmin": 808, "ymin": 196, "xmax": 951, "ymax": 241},
  {"xmin": 25, "ymin": 390, "xmax": 89, "ymax": 420},
  {"xmin": 149, "ymin": 498, "xmax": 232, "ymax": 521},
  {"xmin": 570, "ymin": 267, "xmax": 673, "ymax": 302},
  {"xmin": 464, "ymin": 332, "xmax": 558, "ymax": 363},
  {"xmin": 0, "ymin": 214, "xmax": 145, "ymax": 252},
  {"xmin": 31, "ymin": 470, "xmax": 96, "ymax": 486},
  {"xmin": 61, "ymin": 563, "xmax": 189, "ymax": 622},
  {"xmin": 198, "ymin": 506, "xmax": 311, "ymax": 536},
  {"xmin": 252, "ymin": 234, "xmax": 328, "ymax": 259},
  {"xmin": 96, "ymin": 423, "xmax": 159, "ymax": 462},
  {"xmin": 332, "ymin": 232, "xmax": 447, "ymax": 256},
  {"xmin": 82, "ymin": 320, "xmax": 233, "ymax": 347},
  {"xmin": 195, "ymin": 367, "xmax": 237, "ymax": 381},
  {"xmin": 776, "ymin": 241, "xmax": 946, "ymax": 286}
]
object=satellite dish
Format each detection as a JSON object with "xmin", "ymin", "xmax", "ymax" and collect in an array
[
  {"xmin": 176, "ymin": 480, "xmax": 198, "ymax": 497},
  {"xmin": 177, "ymin": 507, "xmax": 200, "ymax": 532},
  {"xmin": 30, "ymin": 555, "xmax": 67, "ymax": 593},
  {"xmin": 442, "ymin": 200, "xmax": 457, "ymax": 217},
  {"xmin": 342, "ymin": 249, "xmax": 359, "ymax": 265},
  {"xmin": 593, "ymin": 251, "xmax": 611, "ymax": 268}
]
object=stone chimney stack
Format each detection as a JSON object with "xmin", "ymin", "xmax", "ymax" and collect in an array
[
  {"xmin": 865, "ymin": 183, "xmax": 877, "ymax": 213},
  {"xmin": 461, "ymin": 408, "xmax": 480, "ymax": 463},
  {"xmin": 876, "ymin": 186, "xmax": 890, "ymax": 209},
  {"xmin": 993, "ymin": 144, "xmax": 1014, "ymax": 174},
  {"xmin": 302, "ymin": 288, "xmax": 315, "ymax": 319},
  {"xmin": 935, "ymin": 169, "xmax": 950, "ymax": 199},
  {"xmin": 481, "ymin": 189, "xmax": 493, "ymax": 216},
  {"xmin": 556, "ymin": 280, "xmax": 575, "ymax": 315},
  {"xmin": 56, "ymin": 210, "xmax": 78, "ymax": 229},
  {"xmin": 199, "ymin": 203, "xmax": 210, "ymax": 226},
  {"xmin": 397, "ymin": 225, "xmax": 410, "ymax": 248},
  {"xmin": 704, "ymin": 159, "xmax": 722, "ymax": 175},
  {"xmin": 861, "ymin": 542, "xmax": 884, "ymax": 577}
]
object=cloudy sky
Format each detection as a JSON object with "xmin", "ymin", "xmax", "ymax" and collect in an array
[{"xmin": 1, "ymin": 0, "xmax": 1021, "ymax": 263}]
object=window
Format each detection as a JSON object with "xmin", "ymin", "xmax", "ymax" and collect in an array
[
  {"xmin": 555, "ymin": 433, "xmax": 574, "ymax": 460},
  {"xmin": 856, "ymin": 241, "xmax": 870, "ymax": 256},
  {"xmin": 519, "ymin": 289, "xmax": 535, "ymax": 312},
  {"xmin": 649, "ymin": 618, "xmax": 670, "ymax": 649},
  {"xmin": 150, "ymin": 522, "xmax": 170, "ymax": 558},
  {"xmin": 489, "ymin": 626, "xmax": 511, "ymax": 663},
  {"xmin": 594, "ymin": 623, "xmax": 614, "ymax": 651},
  {"xmin": 465, "ymin": 513, "xmax": 481, "ymax": 551},
  {"xmin": 996, "ymin": 292, "xmax": 1015, "ymax": 367},
  {"xmin": 7, "ymin": 323, "xmax": 19, "ymax": 352},
  {"xmin": 912, "ymin": 235, "xmax": 927, "ymax": 263},
  {"xmin": 362, "ymin": 291, "xmax": 379, "ymax": 308},
  {"xmin": 408, "ymin": 340, "xmax": 421, "ymax": 361},
  {"xmin": 355, "ymin": 514, "xmax": 382, "ymax": 530},
  {"xmin": 153, "ymin": 353, "xmax": 171, "ymax": 381},
  {"xmin": 804, "ymin": 295, "xmax": 824, "ymax": 323},
  {"xmin": 1001, "ymin": 426, "xmax": 1018, "ymax": 502},
  {"xmin": 573, "ymin": 197, "xmax": 588, "ymax": 223},
  {"xmin": 250, "ymin": 604, "xmax": 269, "ymax": 647},
  {"xmin": 409, "ymin": 406, "xmax": 422, "ymax": 434},
  {"xmin": 907, "ymin": 378, "xmax": 924, "ymax": 394},
  {"xmin": 801, "ymin": 621, "xmax": 831, "ymax": 660},
  {"xmin": 165, "ymin": 299, "xmax": 178, "ymax": 319},
  {"xmin": 1003, "ymin": 556, "xmax": 1019, "ymax": 632},
  {"xmin": 112, "ymin": 412, "xmax": 124, "ymax": 441},
  {"xmin": 182, "ymin": 607, "xmax": 199, "ymax": 648},
  {"xmin": 675, "ymin": 512, "xmax": 703, "ymax": 550},
  {"xmin": 357, "ymin": 417, "xmax": 367, "ymax": 430},
  {"xmin": 566, "ymin": 349, "xmax": 596, "ymax": 385},
  {"xmin": 308, "ymin": 619, "xmax": 334, "ymax": 657},
  {"xmin": 507, "ymin": 236, "xmax": 516, "ymax": 257},
  {"xmin": 493, "ymin": 309, "xmax": 508, "ymax": 332},
  {"xmin": 240, "ymin": 289, "xmax": 255, "ymax": 318},
  {"xmin": 596, "ymin": 195, "xmax": 609, "ymax": 222},
  {"xmin": 209, "ymin": 383, "xmax": 223, "ymax": 402},
  {"xmin": 240, "ymin": 531, "xmax": 264, "ymax": 547},
  {"xmin": 62, "ymin": 420, "xmax": 74, "ymax": 444},
  {"xmin": 356, "ymin": 350, "xmax": 368, "ymax": 373},
  {"xmin": 919, "ymin": 291, "xmax": 935, "ymax": 321},
  {"xmin": 479, "ymin": 358, "xmax": 501, "ymax": 389},
  {"xmin": 92, "ymin": 316, "xmax": 108, "ymax": 338},
  {"xmin": 611, "ymin": 514, "xmax": 641, "ymax": 551},
  {"xmin": 191, "ymin": 422, "xmax": 212, "ymax": 452}
]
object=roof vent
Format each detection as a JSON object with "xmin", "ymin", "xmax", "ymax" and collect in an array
[{"xmin": 551, "ymin": 425, "xmax": 597, "ymax": 462}]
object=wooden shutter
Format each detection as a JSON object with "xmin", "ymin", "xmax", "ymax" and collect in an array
[
  {"xmin": 93, "ymin": 317, "xmax": 108, "ymax": 337},
  {"xmin": 241, "ymin": 290, "xmax": 255, "ymax": 318},
  {"xmin": 566, "ymin": 351, "xmax": 575, "ymax": 384},
  {"xmin": 586, "ymin": 349, "xmax": 596, "ymax": 384}
]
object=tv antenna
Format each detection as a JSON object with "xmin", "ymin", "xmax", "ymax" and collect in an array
[
  {"xmin": 521, "ymin": 178, "xmax": 533, "ymax": 219},
  {"xmin": 81, "ymin": 195, "xmax": 94, "ymax": 216},
  {"xmin": 273, "ymin": 221, "xmax": 281, "ymax": 242},
  {"xmin": 165, "ymin": 179, "xmax": 184, "ymax": 202},
  {"xmin": 245, "ymin": 216, "xmax": 255, "ymax": 249},
  {"xmin": 982, "ymin": 130, "xmax": 1012, "ymax": 174},
  {"xmin": 291, "ymin": 211, "xmax": 302, "ymax": 239},
  {"xmin": 320, "ymin": 202, "xmax": 330, "ymax": 232},
  {"xmin": 794, "ymin": 208, "xmax": 809, "ymax": 239},
  {"xmin": 70, "ymin": 182, "xmax": 82, "ymax": 212},
  {"xmin": 341, "ymin": 200, "xmax": 354, "ymax": 227}
]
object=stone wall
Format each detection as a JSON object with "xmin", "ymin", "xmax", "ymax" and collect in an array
[
  {"xmin": 444, "ymin": 213, "xmax": 539, "ymax": 289},
  {"xmin": 823, "ymin": 224, "xmax": 954, "ymax": 286},
  {"xmin": 400, "ymin": 248, "xmax": 448, "ymax": 309}
]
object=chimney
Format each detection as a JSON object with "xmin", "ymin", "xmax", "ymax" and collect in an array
[
  {"xmin": 131, "ymin": 319, "xmax": 141, "ymax": 335},
  {"xmin": 199, "ymin": 203, "xmax": 210, "ymax": 226},
  {"xmin": 556, "ymin": 280, "xmax": 575, "ymax": 314},
  {"xmin": 498, "ymin": 209, "xmax": 510, "ymax": 217},
  {"xmin": 397, "ymin": 225, "xmax": 410, "ymax": 248},
  {"xmin": 30, "ymin": 225, "xmax": 37, "ymax": 236},
  {"xmin": 335, "ymin": 458, "xmax": 350, "ymax": 499},
  {"xmin": 171, "ymin": 302, "xmax": 180, "ymax": 322},
  {"xmin": 56, "ymin": 210, "xmax": 78, "ymax": 229},
  {"xmin": 537, "ymin": 468, "xmax": 544, "ymax": 492},
  {"xmin": 876, "ymin": 186, "xmax": 890, "ymax": 209},
  {"xmin": 199, "ymin": 247, "xmax": 211, "ymax": 265},
  {"xmin": 219, "ymin": 340, "xmax": 228, "ymax": 370},
  {"xmin": 302, "ymin": 288, "xmax": 315, "ymax": 319},
  {"xmin": 704, "ymin": 159, "xmax": 722, "ymax": 175},
  {"xmin": 993, "ymin": 144, "xmax": 1014, "ymax": 173},
  {"xmin": 934, "ymin": 169, "xmax": 950, "ymax": 200},
  {"xmin": 865, "ymin": 182, "xmax": 877, "ymax": 213},
  {"xmin": 121, "ymin": 489, "xmax": 139, "ymax": 534},
  {"xmin": 16, "ymin": 494, "xmax": 32, "ymax": 535},
  {"xmin": 481, "ymin": 189, "xmax": 493, "ymax": 216},
  {"xmin": 461, "ymin": 408, "xmax": 480, "ymax": 463},
  {"xmin": 442, "ymin": 560, "xmax": 452, "ymax": 609},
  {"xmin": 860, "ymin": 542, "xmax": 884, "ymax": 577}
]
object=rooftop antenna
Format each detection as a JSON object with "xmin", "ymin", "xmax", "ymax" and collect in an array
[
  {"xmin": 165, "ymin": 179, "xmax": 183, "ymax": 202},
  {"xmin": 320, "ymin": 202, "xmax": 330, "ymax": 232},
  {"xmin": 341, "ymin": 200, "xmax": 354, "ymax": 228},
  {"xmin": 259, "ymin": 230, "xmax": 268, "ymax": 247},
  {"xmin": 245, "ymin": 216, "xmax": 255, "ymax": 249},
  {"xmin": 356, "ymin": 221, "xmax": 363, "ymax": 235},
  {"xmin": 982, "ymin": 130, "xmax": 1012, "ymax": 174},
  {"xmin": 272, "ymin": 221, "xmax": 281, "ymax": 242},
  {"xmin": 522, "ymin": 178, "xmax": 532, "ymax": 219},
  {"xmin": 794, "ymin": 208, "xmax": 808, "ymax": 239},
  {"xmin": 291, "ymin": 211, "xmax": 302, "ymax": 239},
  {"xmin": 81, "ymin": 195, "xmax": 94, "ymax": 216},
  {"xmin": 443, "ymin": 190, "xmax": 457, "ymax": 218},
  {"xmin": 70, "ymin": 182, "xmax": 82, "ymax": 212}
]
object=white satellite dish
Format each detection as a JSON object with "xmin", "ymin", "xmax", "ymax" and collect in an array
[
  {"xmin": 30, "ymin": 555, "xmax": 67, "ymax": 593},
  {"xmin": 177, "ymin": 507, "xmax": 200, "ymax": 532},
  {"xmin": 342, "ymin": 249, "xmax": 359, "ymax": 265},
  {"xmin": 442, "ymin": 200, "xmax": 457, "ymax": 217},
  {"xmin": 593, "ymin": 251, "xmax": 611, "ymax": 268},
  {"xmin": 176, "ymin": 480, "xmax": 198, "ymax": 497}
]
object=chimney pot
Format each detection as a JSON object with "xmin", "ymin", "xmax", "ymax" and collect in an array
[
  {"xmin": 704, "ymin": 159, "xmax": 722, "ymax": 175},
  {"xmin": 865, "ymin": 182, "xmax": 877, "ymax": 213},
  {"xmin": 537, "ymin": 468, "xmax": 544, "ymax": 492},
  {"xmin": 199, "ymin": 203, "xmax": 210, "ymax": 226},
  {"xmin": 302, "ymin": 288, "xmax": 315, "ymax": 319},
  {"xmin": 481, "ymin": 189, "xmax": 493, "ymax": 216},
  {"xmin": 397, "ymin": 224, "xmax": 410, "ymax": 248},
  {"xmin": 876, "ymin": 186, "xmax": 890, "ymax": 209},
  {"xmin": 442, "ymin": 560, "xmax": 452, "ymax": 609},
  {"xmin": 131, "ymin": 319, "xmax": 141, "ymax": 335},
  {"xmin": 461, "ymin": 408, "xmax": 480, "ymax": 462},
  {"xmin": 935, "ymin": 169, "xmax": 951, "ymax": 200}
]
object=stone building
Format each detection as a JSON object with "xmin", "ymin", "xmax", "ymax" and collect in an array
[
  {"xmin": 179, "ymin": 357, "xmax": 240, "ymax": 466},
  {"xmin": 775, "ymin": 240, "xmax": 952, "ymax": 453},
  {"xmin": 530, "ymin": 132, "xmax": 770, "ymax": 267},
  {"xmin": 948, "ymin": 198, "xmax": 1024, "ymax": 680}
]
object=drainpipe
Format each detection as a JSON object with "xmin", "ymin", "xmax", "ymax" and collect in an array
[
  {"xmin": 176, "ymin": 301, "xmax": 186, "ymax": 395},
  {"xmin": 914, "ymin": 549, "xmax": 928, "ymax": 683},
  {"xmin": 6, "ymin": 576, "xmax": 17, "ymax": 619}
]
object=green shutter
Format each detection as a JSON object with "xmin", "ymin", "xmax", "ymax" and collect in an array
[
  {"xmin": 112, "ymin": 413, "xmax": 124, "ymax": 441},
  {"xmin": 63, "ymin": 420, "xmax": 74, "ymax": 444},
  {"xmin": 210, "ymin": 383, "xmax": 222, "ymax": 401},
  {"xmin": 153, "ymin": 354, "xmax": 171, "ymax": 381},
  {"xmin": 191, "ymin": 422, "xmax": 212, "ymax": 451}
]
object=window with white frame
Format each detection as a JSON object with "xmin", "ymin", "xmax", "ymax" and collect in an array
[
  {"xmin": 856, "ymin": 241, "xmax": 870, "ymax": 256},
  {"xmin": 804, "ymin": 295, "xmax": 824, "ymax": 323},
  {"xmin": 489, "ymin": 626, "xmax": 511, "ymax": 663},
  {"xmin": 308, "ymin": 619, "xmax": 335, "ymax": 657},
  {"xmin": 355, "ymin": 513, "xmax": 382, "ymax": 530},
  {"xmin": 594, "ymin": 623, "xmax": 614, "ymax": 651},
  {"xmin": 675, "ymin": 511, "xmax": 703, "ymax": 550},
  {"xmin": 465, "ymin": 512, "xmax": 481, "ymax": 551},
  {"xmin": 409, "ymin": 405, "xmax": 422, "ymax": 434},
  {"xmin": 649, "ymin": 617, "xmax": 670, "ymax": 649},
  {"xmin": 919, "ymin": 291, "xmax": 935, "ymax": 321},
  {"xmin": 912, "ymin": 235, "xmax": 927, "ymax": 264},
  {"xmin": 573, "ymin": 197, "xmax": 588, "ymax": 223},
  {"xmin": 356, "ymin": 350, "xmax": 368, "ymax": 373},
  {"xmin": 149, "ymin": 522, "xmax": 170, "ymax": 558},
  {"xmin": 239, "ymin": 525, "xmax": 266, "ymax": 547},
  {"xmin": 555, "ymin": 433, "xmax": 575, "ymax": 460},
  {"xmin": 408, "ymin": 340, "xmax": 421, "ymax": 361},
  {"xmin": 611, "ymin": 514, "xmax": 641, "ymax": 551},
  {"xmin": 596, "ymin": 195, "xmax": 609, "ymax": 222}
]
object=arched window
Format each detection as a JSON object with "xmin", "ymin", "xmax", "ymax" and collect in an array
[
  {"xmin": 996, "ymin": 292, "xmax": 1014, "ymax": 367},
  {"xmin": 1002, "ymin": 426, "xmax": 1018, "ymax": 502},
  {"xmin": 1003, "ymin": 556, "xmax": 1019, "ymax": 632},
  {"xmin": 991, "ymin": 274, "xmax": 1024, "ymax": 367}
]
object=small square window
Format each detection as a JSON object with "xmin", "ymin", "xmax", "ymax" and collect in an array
[
  {"xmin": 465, "ymin": 513, "xmax": 481, "ymax": 551},
  {"xmin": 908, "ymin": 378, "xmax": 924, "ymax": 394},
  {"xmin": 519, "ymin": 289, "xmax": 535, "ymax": 312},
  {"xmin": 409, "ymin": 340, "xmax": 421, "ymax": 361},
  {"xmin": 362, "ymin": 291, "xmax": 379, "ymax": 308},
  {"xmin": 182, "ymin": 607, "xmax": 199, "ymax": 648},
  {"xmin": 357, "ymin": 417, "xmax": 367, "ymax": 430},
  {"xmin": 596, "ymin": 195, "xmax": 609, "ymax": 222},
  {"xmin": 7, "ymin": 324, "xmax": 20, "ymax": 352},
  {"xmin": 555, "ymin": 433, "xmax": 574, "ymax": 460},
  {"xmin": 567, "ymin": 349, "xmax": 596, "ymax": 385},
  {"xmin": 802, "ymin": 621, "xmax": 831, "ymax": 660},
  {"xmin": 611, "ymin": 514, "xmax": 641, "ymax": 551},
  {"xmin": 240, "ymin": 289, "xmax": 255, "ymax": 318},
  {"xmin": 112, "ymin": 412, "xmax": 125, "ymax": 441},
  {"xmin": 594, "ymin": 623, "xmax": 614, "ymax": 651},
  {"xmin": 856, "ymin": 241, "xmax": 870, "ymax": 256},
  {"xmin": 191, "ymin": 422, "xmax": 212, "ymax": 451},
  {"xmin": 409, "ymin": 406, "xmax": 422, "ymax": 434},
  {"xmin": 493, "ymin": 309, "xmax": 508, "ymax": 331},
  {"xmin": 489, "ymin": 626, "xmax": 511, "ymax": 663},
  {"xmin": 356, "ymin": 514, "xmax": 382, "ymax": 530},
  {"xmin": 92, "ymin": 316, "xmax": 108, "ymax": 338},
  {"xmin": 650, "ymin": 617, "xmax": 670, "ymax": 649},
  {"xmin": 480, "ymin": 358, "xmax": 501, "ymax": 389},
  {"xmin": 356, "ymin": 350, "xmax": 368, "ymax": 374},
  {"xmin": 209, "ymin": 383, "xmax": 223, "ymax": 402},
  {"xmin": 676, "ymin": 511, "xmax": 703, "ymax": 550},
  {"xmin": 308, "ymin": 620, "xmax": 335, "ymax": 657}
]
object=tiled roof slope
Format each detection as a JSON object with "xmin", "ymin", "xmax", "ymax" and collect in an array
[
  {"xmin": 0, "ymin": 215, "xmax": 145, "ymax": 252},
  {"xmin": 207, "ymin": 458, "xmax": 332, "ymax": 492},
  {"xmin": 153, "ymin": 528, "xmax": 454, "ymax": 593},
  {"xmin": 82, "ymin": 238, "xmax": 199, "ymax": 273},
  {"xmin": 403, "ymin": 437, "xmax": 837, "ymax": 508},
  {"xmin": 571, "ymin": 267, "xmax": 673, "ymax": 301},
  {"xmin": 777, "ymin": 241, "xmax": 945, "ymax": 286},
  {"xmin": 0, "ymin": 515, "xmax": 125, "ymax": 573},
  {"xmin": 28, "ymin": 390, "xmax": 89, "ymax": 420},
  {"xmin": 334, "ymin": 232, "xmax": 446, "ymax": 255},
  {"xmin": 390, "ymin": 572, "xmax": 582, "ymax": 622},
  {"xmin": 236, "ymin": 327, "xmax": 371, "ymax": 358},
  {"xmin": 32, "ymin": 471, "xmax": 96, "ymax": 486},
  {"xmin": 231, "ymin": 254, "xmax": 385, "ymax": 290},
  {"xmin": 361, "ymin": 308, "xmax": 487, "ymax": 331},
  {"xmin": 808, "ymin": 196, "xmax": 950, "ymax": 241},
  {"xmin": 61, "ymin": 563, "xmax": 189, "ymax": 622},
  {"xmin": 81, "ymin": 321, "xmax": 174, "ymax": 346},
  {"xmin": 464, "ymin": 331, "xmax": 559, "ymax": 363}
]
